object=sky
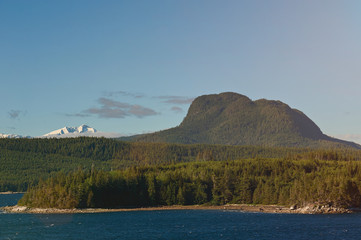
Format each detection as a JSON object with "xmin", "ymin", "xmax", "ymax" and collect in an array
[{"xmin": 1, "ymin": 0, "xmax": 361, "ymax": 142}]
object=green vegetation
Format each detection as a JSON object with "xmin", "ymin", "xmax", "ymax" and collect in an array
[
  {"xmin": 3, "ymin": 136, "xmax": 361, "ymax": 210},
  {"xmin": 1, "ymin": 137, "xmax": 318, "ymax": 192},
  {"xmin": 19, "ymin": 158, "xmax": 361, "ymax": 209},
  {"xmin": 0, "ymin": 137, "xmax": 120, "ymax": 192},
  {"xmin": 2, "ymin": 137, "xmax": 361, "ymax": 192},
  {"xmin": 125, "ymin": 92, "xmax": 360, "ymax": 149}
]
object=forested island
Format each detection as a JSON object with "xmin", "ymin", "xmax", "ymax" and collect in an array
[
  {"xmin": 15, "ymin": 154, "xmax": 361, "ymax": 212},
  {"xmin": 3, "ymin": 93, "xmax": 361, "ymax": 213},
  {"xmin": 2, "ymin": 137, "xmax": 361, "ymax": 212}
]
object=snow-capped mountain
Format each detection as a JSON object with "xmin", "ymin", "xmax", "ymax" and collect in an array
[
  {"xmin": 0, "ymin": 133, "xmax": 31, "ymax": 139},
  {"xmin": 41, "ymin": 124, "xmax": 123, "ymax": 138},
  {"xmin": 42, "ymin": 125, "xmax": 97, "ymax": 137},
  {"xmin": 1, "ymin": 125, "xmax": 122, "ymax": 139}
]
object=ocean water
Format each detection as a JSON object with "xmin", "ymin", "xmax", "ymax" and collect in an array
[{"xmin": 1, "ymin": 194, "xmax": 361, "ymax": 240}]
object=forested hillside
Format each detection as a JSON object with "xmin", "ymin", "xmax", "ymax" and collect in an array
[
  {"xmin": 126, "ymin": 92, "xmax": 360, "ymax": 149},
  {"xmin": 19, "ymin": 158, "xmax": 361, "ymax": 209},
  {"xmin": 2, "ymin": 138, "xmax": 360, "ymax": 191},
  {"xmin": 0, "ymin": 138, "xmax": 121, "ymax": 191}
]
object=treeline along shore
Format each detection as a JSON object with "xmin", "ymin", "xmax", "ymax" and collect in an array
[
  {"xmin": 16, "ymin": 158, "xmax": 361, "ymax": 212},
  {"xmin": 3, "ymin": 138, "xmax": 361, "ymax": 212}
]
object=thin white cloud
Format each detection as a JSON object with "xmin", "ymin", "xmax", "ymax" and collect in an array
[{"xmin": 333, "ymin": 134, "xmax": 361, "ymax": 144}]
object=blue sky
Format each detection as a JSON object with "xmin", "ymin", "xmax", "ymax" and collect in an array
[{"xmin": 1, "ymin": 0, "xmax": 361, "ymax": 142}]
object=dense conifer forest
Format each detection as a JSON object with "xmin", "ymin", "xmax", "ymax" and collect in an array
[
  {"xmin": 19, "ymin": 159, "xmax": 361, "ymax": 209},
  {"xmin": 1, "ymin": 138, "xmax": 361, "ymax": 192},
  {"xmin": 0, "ymin": 138, "xmax": 307, "ymax": 191},
  {"xmin": 3, "ymin": 137, "xmax": 361, "ymax": 209}
]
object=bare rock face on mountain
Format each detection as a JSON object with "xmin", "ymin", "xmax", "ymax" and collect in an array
[{"xmin": 127, "ymin": 92, "xmax": 360, "ymax": 148}]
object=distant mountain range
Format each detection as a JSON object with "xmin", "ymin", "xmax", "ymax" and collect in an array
[
  {"xmin": 41, "ymin": 125, "xmax": 123, "ymax": 138},
  {"xmin": 43, "ymin": 125, "xmax": 97, "ymax": 138},
  {"xmin": 123, "ymin": 92, "xmax": 360, "ymax": 149},
  {"xmin": 1, "ymin": 125, "xmax": 122, "ymax": 139},
  {"xmin": 0, "ymin": 133, "xmax": 31, "ymax": 139}
]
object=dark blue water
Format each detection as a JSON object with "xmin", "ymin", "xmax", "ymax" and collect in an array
[{"xmin": 1, "ymin": 194, "xmax": 361, "ymax": 240}]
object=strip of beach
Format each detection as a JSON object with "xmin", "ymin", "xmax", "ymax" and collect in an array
[{"xmin": 1, "ymin": 204, "xmax": 352, "ymax": 214}]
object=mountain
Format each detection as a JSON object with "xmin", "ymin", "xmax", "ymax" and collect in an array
[
  {"xmin": 0, "ymin": 133, "xmax": 31, "ymax": 139},
  {"xmin": 125, "ymin": 92, "xmax": 360, "ymax": 149},
  {"xmin": 42, "ymin": 124, "xmax": 123, "ymax": 138},
  {"xmin": 43, "ymin": 124, "xmax": 97, "ymax": 137}
]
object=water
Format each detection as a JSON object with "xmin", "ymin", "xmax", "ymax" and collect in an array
[{"xmin": 1, "ymin": 194, "xmax": 361, "ymax": 240}]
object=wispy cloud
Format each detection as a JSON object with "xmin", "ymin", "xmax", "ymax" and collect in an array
[
  {"xmin": 67, "ymin": 91, "xmax": 193, "ymax": 119},
  {"xmin": 85, "ymin": 106, "xmax": 129, "ymax": 118},
  {"xmin": 157, "ymin": 96, "xmax": 194, "ymax": 105},
  {"xmin": 104, "ymin": 91, "xmax": 145, "ymax": 99},
  {"xmin": 171, "ymin": 106, "xmax": 184, "ymax": 113},
  {"xmin": 8, "ymin": 110, "xmax": 25, "ymax": 120},
  {"xmin": 98, "ymin": 97, "xmax": 131, "ymax": 109},
  {"xmin": 66, "ymin": 113, "xmax": 91, "ymax": 118},
  {"xmin": 104, "ymin": 91, "xmax": 194, "ymax": 104},
  {"xmin": 72, "ymin": 97, "xmax": 158, "ymax": 119},
  {"xmin": 128, "ymin": 105, "xmax": 159, "ymax": 118},
  {"xmin": 334, "ymin": 134, "xmax": 361, "ymax": 144}
]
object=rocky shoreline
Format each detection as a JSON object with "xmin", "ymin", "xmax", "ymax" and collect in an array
[
  {"xmin": 0, "ymin": 191, "xmax": 24, "ymax": 195},
  {"xmin": 0, "ymin": 204, "xmax": 353, "ymax": 214}
]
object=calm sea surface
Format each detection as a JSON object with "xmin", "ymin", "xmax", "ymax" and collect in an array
[{"xmin": 1, "ymin": 194, "xmax": 361, "ymax": 240}]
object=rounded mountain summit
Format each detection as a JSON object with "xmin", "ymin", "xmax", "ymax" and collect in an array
[{"xmin": 125, "ymin": 92, "xmax": 359, "ymax": 148}]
